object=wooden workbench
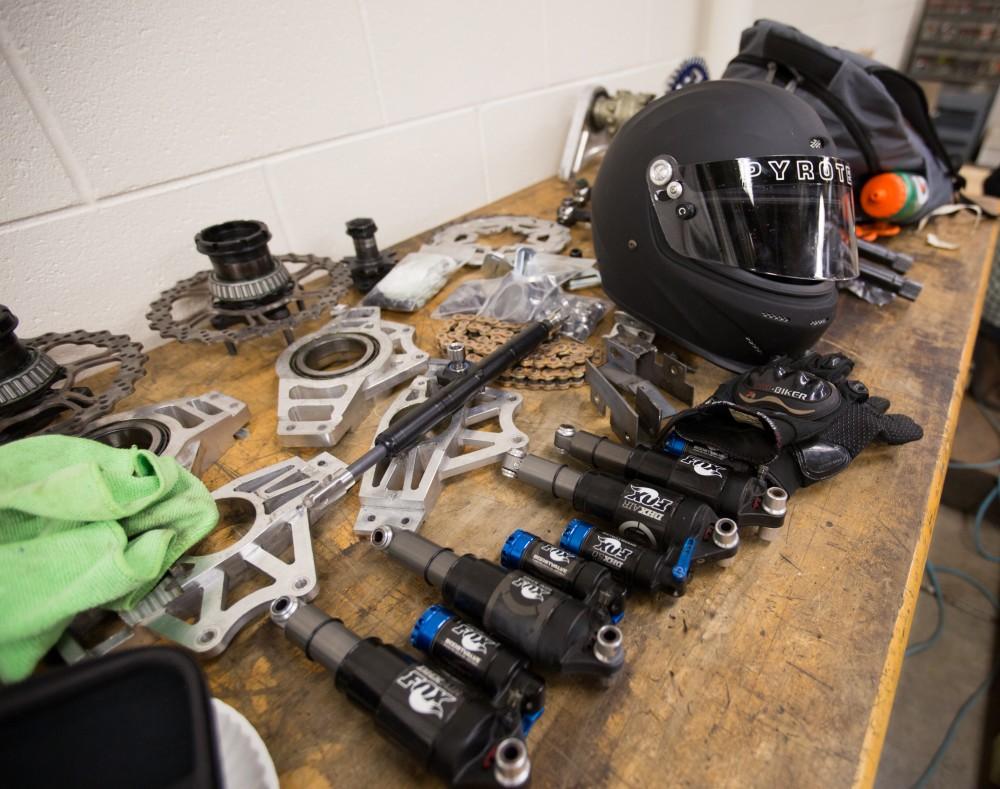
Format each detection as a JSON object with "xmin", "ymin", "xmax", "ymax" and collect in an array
[{"xmin": 117, "ymin": 177, "xmax": 997, "ymax": 788}]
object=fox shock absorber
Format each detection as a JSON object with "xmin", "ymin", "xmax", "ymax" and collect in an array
[
  {"xmin": 553, "ymin": 425, "xmax": 787, "ymax": 536},
  {"xmin": 500, "ymin": 530, "xmax": 626, "ymax": 622},
  {"xmin": 370, "ymin": 526, "xmax": 624, "ymax": 678},
  {"xmin": 270, "ymin": 596, "xmax": 530, "ymax": 787},
  {"xmin": 561, "ymin": 519, "xmax": 688, "ymax": 596},
  {"xmin": 501, "ymin": 450, "xmax": 739, "ymax": 568},
  {"xmin": 411, "ymin": 605, "xmax": 546, "ymax": 732}
]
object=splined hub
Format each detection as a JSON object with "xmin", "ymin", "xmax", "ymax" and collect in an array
[
  {"xmin": 0, "ymin": 305, "xmax": 148, "ymax": 444},
  {"xmin": 146, "ymin": 219, "xmax": 352, "ymax": 352}
]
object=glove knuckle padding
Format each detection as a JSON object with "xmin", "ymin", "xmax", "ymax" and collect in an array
[{"xmin": 661, "ymin": 352, "xmax": 923, "ymax": 493}]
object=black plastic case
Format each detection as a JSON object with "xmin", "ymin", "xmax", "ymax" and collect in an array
[{"xmin": 0, "ymin": 647, "xmax": 223, "ymax": 789}]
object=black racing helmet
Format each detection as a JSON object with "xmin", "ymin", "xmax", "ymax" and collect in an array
[{"xmin": 591, "ymin": 79, "xmax": 858, "ymax": 371}]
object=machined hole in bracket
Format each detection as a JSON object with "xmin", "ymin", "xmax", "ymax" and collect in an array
[{"xmin": 290, "ymin": 333, "xmax": 380, "ymax": 379}]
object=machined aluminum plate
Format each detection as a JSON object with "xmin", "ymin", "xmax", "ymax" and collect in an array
[
  {"xmin": 146, "ymin": 253, "xmax": 352, "ymax": 347},
  {"xmin": 275, "ymin": 307, "xmax": 428, "ymax": 447},
  {"xmin": 0, "ymin": 328, "xmax": 147, "ymax": 444},
  {"xmin": 427, "ymin": 215, "xmax": 571, "ymax": 267},
  {"xmin": 82, "ymin": 391, "xmax": 250, "ymax": 477},
  {"xmin": 60, "ymin": 452, "xmax": 348, "ymax": 661},
  {"xmin": 354, "ymin": 366, "xmax": 528, "ymax": 534}
]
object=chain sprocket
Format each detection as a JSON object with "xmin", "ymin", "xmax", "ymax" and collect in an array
[
  {"xmin": 436, "ymin": 316, "xmax": 595, "ymax": 390},
  {"xmin": 0, "ymin": 329, "xmax": 147, "ymax": 443},
  {"xmin": 146, "ymin": 253, "xmax": 352, "ymax": 346}
]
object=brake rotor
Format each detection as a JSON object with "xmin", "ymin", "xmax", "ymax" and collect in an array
[
  {"xmin": 0, "ymin": 305, "xmax": 147, "ymax": 444},
  {"xmin": 146, "ymin": 219, "xmax": 352, "ymax": 353},
  {"xmin": 428, "ymin": 215, "xmax": 572, "ymax": 267}
]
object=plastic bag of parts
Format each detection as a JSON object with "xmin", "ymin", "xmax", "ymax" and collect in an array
[
  {"xmin": 556, "ymin": 293, "xmax": 612, "ymax": 342},
  {"xmin": 362, "ymin": 250, "xmax": 463, "ymax": 312},
  {"xmin": 432, "ymin": 271, "xmax": 610, "ymax": 341},
  {"xmin": 840, "ymin": 278, "xmax": 894, "ymax": 306},
  {"xmin": 431, "ymin": 247, "xmax": 597, "ymax": 320},
  {"xmin": 431, "ymin": 277, "xmax": 502, "ymax": 318}
]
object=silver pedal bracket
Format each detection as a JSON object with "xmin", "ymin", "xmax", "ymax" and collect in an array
[
  {"xmin": 60, "ymin": 452, "xmax": 348, "ymax": 660},
  {"xmin": 355, "ymin": 366, "xmax": 528, "ymax": 534},
  {"xmin": 275, "ymin": 306, "xmax": 428, "ymax": 447}
]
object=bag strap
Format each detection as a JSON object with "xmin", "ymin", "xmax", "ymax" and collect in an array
[{"xmin": 758, "ymin": 29, "xmax": 841, "ymax": 88}]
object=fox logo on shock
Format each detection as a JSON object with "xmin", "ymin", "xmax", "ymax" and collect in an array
[
  {"xmin": 679, "ymin": 455, "xmax": 725, "ymax": 478},
  {"xmin": 624, "ymin": 485, "xmax": 672, "ymax": 511},
  {"xmin": 595, "ymin": 534, "xmax": 636, "ymax": 561},
  {"xmin": 451, "ymin": 623, "xmax": 497, "ymax": 655},
  {"xmin": 396, "ymin": 666, "xmax": 458, "ymax": 719},
  {"xmin": 512, "ymin": 574, "xmax": 553, "ymax": 602},
  {"xmin": 540, "ymin": 545, "xmax": 572, "ymax": 564},
  {"xmin": 622, "ymin": 484, "xmax": 674, "ymax": 521}
]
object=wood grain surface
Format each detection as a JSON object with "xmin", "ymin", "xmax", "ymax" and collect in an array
[{"xmin": 105, "ymin": 177, "xmax": 998, "ymax": 788}]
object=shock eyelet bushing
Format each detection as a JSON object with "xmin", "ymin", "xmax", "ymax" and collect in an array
[{"xmin": 146, "ymin": 219, "xmax": 352, "ymax": 355}]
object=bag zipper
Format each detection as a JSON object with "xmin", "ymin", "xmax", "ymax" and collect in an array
[{"xmin": 731, "ymin": 53, "xmax": 881, "ymax": 175}]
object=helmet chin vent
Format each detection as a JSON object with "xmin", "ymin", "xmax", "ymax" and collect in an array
[{"xmin": 760, "ymin": 312, "xmax": 790, "ymax": 323}]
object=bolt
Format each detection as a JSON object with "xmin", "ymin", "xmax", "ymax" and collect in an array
[
  {"xmin": 666, "ymin": 181, "xmax": 684, "ymax": 199},
  {"xmin": 627, "ymin": 240, "xmax": 638, "ymax": 251},
  {"xmin": 649, "ymin": 159, "xmax": 673, "ymax": 186},
  {"xmin": 447, "ymin": 341, "xmax": 467, "ymax": 371}
]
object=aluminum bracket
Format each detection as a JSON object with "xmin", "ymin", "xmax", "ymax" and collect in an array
[
  {"xmin": 275, "ymin": 306, "xmax": 428, "ymax": 447},
  {"xmin": 355, "ymin": 366, "xmax": 528, "ymax": 534},
  {"xmin": 83, "ymin": 391, "xmax": 250, "ymax": 477}
]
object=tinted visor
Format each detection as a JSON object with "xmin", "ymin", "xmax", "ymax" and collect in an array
[{"xmin": 647, "ymin": 155, "xmax": 859, "ymax": 281}]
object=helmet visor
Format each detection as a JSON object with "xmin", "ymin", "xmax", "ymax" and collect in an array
[{"xmin": 647, "ymin": 155, "xmax": 859, "ymax": 281}]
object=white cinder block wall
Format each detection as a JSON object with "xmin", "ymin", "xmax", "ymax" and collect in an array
[{"xmin": 0, "ymin": 0, "xmax": 921, "ymax": 350}]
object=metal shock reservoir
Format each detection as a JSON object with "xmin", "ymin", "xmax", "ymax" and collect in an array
[
  {"xmin": 410, "ymin": 605, "xmax": 546, "ymax": 732},
  {"xmin": 501, "ymin": 450, "xmax": 739, "ymax": 590},
  {"xmin": 271, "ymin": 597, "xmax": 530, "ymax": 787},
  {"xmin": 369, "ymin": 526, "xmax": 624, "ymax": 678},
  {"xmin": 553, "ymin": 424, "xmax": 787, "ymax": 537},
  {"xmin": 500, "ymin": 530, "xmax": 626, "ymax": 622}
]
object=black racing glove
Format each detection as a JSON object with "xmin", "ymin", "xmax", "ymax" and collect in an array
[{"xmin": 661, "ymin": 352, "xmax": 923, "ymax": 494}]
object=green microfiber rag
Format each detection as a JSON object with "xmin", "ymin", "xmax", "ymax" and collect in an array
[{"xmin": 0, "ymin": 435, "xmax": 219, "ymax": 682}]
